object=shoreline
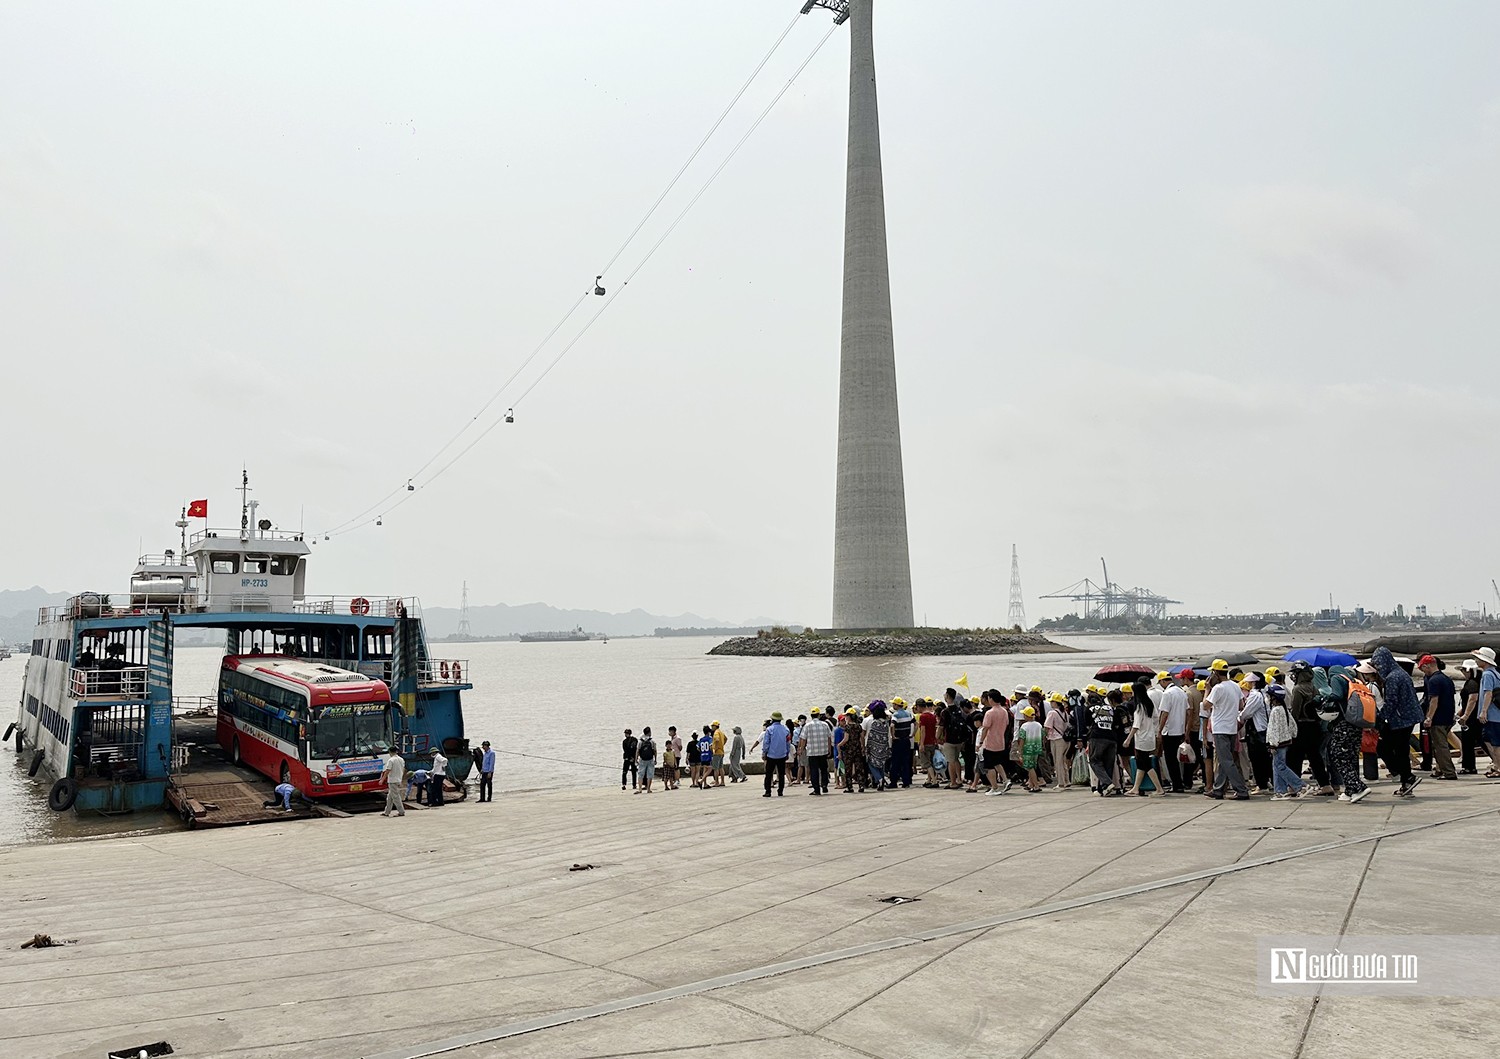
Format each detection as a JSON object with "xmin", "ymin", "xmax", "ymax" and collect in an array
[{"xmin": 708, "ymin": 631, "xmax": 1077, "ymax": 657}]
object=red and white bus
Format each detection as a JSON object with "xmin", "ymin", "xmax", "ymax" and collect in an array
[{"xmin": 217, "ymin": 655, "xmax": 395, "ymax": 797}]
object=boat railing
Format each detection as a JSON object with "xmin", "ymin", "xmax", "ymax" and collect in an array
[
  {"xmin": 189, "ymin": 527, "xmax": 307, "ymax": 545},
  {"xmin": 69, "ymin": 666, "xmax": 150, "ymax": 701},
  {"xmin": 294, "ymin": 596, "xmax": 420, "ymax": 618},
  {"xmin": 420, "ymin": 659, "xmax": 470, "ymax": 685},
  {"xmin": 41, "ymin": 599, "xmax": 196, "ymax": 623},
  {"xmin": 172, "ymin": 695, "xmax": 218, "ymax": 716},
  {"xmin": 136, "ymin": 554, "xmax": 193, "ymax": 569}
]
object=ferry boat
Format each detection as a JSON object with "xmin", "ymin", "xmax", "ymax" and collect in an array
[
  {"xmin": 519, "ymin": 626, "xmax": 592, "ymax": 643},
  {"xmin": 9, "ymin": 487, "xmax": 474, "ymax": 816}
]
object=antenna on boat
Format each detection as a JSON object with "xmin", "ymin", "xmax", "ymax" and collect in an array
[
  {"xmin": 238, "ymin": 468, "xmax": 253, "ymax": 542},
  {"xmin": 175, "ymin": 507, "xmax": 189, "ymax": 555}
]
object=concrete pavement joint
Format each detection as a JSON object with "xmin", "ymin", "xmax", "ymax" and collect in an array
[
  {"xmin": 1290, "ymin": 817, "xmax": 1385, "ymax": 1059},
  {"xmin": 361, "ymin": 807, "xmax": 1496, "ymax": 1059}
]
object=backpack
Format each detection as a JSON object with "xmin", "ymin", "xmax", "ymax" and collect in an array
[
  {"xmin": 1343, "ymin": 679, "xmax": 1379, "ymax": 729},
  {"xmin": 638, "ymin": 737, "xmax": 655, "ymax": 761}
]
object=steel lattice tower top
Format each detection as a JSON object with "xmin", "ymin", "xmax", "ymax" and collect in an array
[
  {"xmin": 1008, "ymin": 546, "xmax": 1028, "ymax": 631},
  {"xmin": 812, "ymin": 0, "xmax": 915, "ymax": 630}
]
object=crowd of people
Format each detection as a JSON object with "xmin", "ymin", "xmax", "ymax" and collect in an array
[{"xmin": 616, "ymin": 647, "xmax": 1500, "ymax": 802}]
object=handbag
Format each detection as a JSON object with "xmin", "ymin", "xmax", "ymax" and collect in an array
[
  {"xmin": 1177, "ymin": 742, "xmax": 1196, "ymax": 765},
  {"xmin": 1071, "ymin": 752, "xmax": 1092, "ymax": 785}
]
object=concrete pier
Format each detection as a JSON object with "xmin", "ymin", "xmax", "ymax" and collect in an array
[
  {"xmin": 831, "ymin": 0, "xmax": 915, "ymax": 631},
  {"xmin": 3, "ymin": 776, "xmax": 1495, "ymax": 1058}
]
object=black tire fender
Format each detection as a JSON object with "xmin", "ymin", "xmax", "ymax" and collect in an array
[
  {"xmin": 47, "ymin": 777, "xmax": 78, "ymax": 812},
  {"xmin": 2, "ymin": 723, "xmax": 14, "ymax": 743},
  {"xmin": 28, "ymin": 749, "xmax": 45, "ymax": 776}
]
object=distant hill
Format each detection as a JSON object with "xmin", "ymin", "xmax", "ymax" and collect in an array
[
  {"xmin": 0, "ymin": 587, "xmax": 72, "ymax": 643},
  {"xmin": 421, "ymin": 602, "xmax": 791, "ymax": 640},
  {"xmin": 0, "ymin": 586, "xmax": 792, "ymax": 644}
]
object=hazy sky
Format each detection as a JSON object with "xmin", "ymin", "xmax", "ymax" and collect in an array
[{"xmin": 3, "ymin": 1, "xmax": 1498, "ymax": 626}]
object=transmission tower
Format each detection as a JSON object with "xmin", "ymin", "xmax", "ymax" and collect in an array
[
  {"xmin": 1008, "ymin": 545, "xmax": 1027, "ymax": 630},
  {"xmin": 457, "ymin": 581, "xmax": 472, "ymax": 638}
]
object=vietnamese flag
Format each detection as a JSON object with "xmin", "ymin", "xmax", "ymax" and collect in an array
[{"xmin": 187, "ymin": 499, "xmax": 208, "ymax": 518}]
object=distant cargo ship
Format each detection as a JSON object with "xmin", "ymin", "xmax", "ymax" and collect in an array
[{"xmin": 519, "ymin": 627, "xmax": 593, "ymax": 643}]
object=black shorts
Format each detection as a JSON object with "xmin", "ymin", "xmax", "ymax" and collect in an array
[
  {"xmin": 982, "ymin": 748, "xmax": 1006, "ymax": 770},
  {"xmin": 1133, "ymin": 749, "xmax": 1156, "ymax": 771}
]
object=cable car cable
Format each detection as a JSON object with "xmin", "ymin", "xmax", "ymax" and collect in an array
[{"xmin": 320, "ymin": 17, "xmax": 838, "ymax": 538}]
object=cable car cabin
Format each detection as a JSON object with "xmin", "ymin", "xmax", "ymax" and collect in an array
[{"xmin": 217, "ymin": 656, "xmax": 394, "ymax": 798}]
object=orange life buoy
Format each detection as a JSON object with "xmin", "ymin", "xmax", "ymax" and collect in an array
[
  {"xmin": 440, "ymin": 660, "xmax": 450, "ymax": 680},
  {"xmin": 350, "ymin": 597, "xmax": 370, "ymax": 615},
  {"xmin": 451, "ymin": 662, "xmax": 462, "ymax": 681}
]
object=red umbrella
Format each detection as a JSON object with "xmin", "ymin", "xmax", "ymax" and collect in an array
[{"xmin": 1093, "ymin": 663, "xmax": 1157, "ymax": 683}]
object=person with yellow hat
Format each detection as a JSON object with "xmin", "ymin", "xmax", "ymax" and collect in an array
[
  {"xmin": 889, "ymin": 697, "xmax": 916, "ymax": 788},
  {"xmin": 710, "ymin": 721, "xmax": 728, "ymax": 787},
  {"xmin": 1157, "ymin": 669, "xmax": 1192, "ymax": 793},
  {"xmin": 1017, "ymin": 706, "xmax": 1047, "ymax": 791},
  {"xmin": 1043, "ymin": 693, "xmax": 1071, "ymax": 789},
  {"xmin": 1204, "ymin": 661, "xmax": 1249, "ymax": 799}
]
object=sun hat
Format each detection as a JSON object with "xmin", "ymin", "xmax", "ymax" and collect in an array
[
  {"xmin": 771, "ymin": 711, "xmax": 783, "ymax": 720},
  {"xmin": 1461, "ymin": 658, "xmax": 1479, "ymax": 672},
  {"xmin": 1470, "ymin": 647, "xmax": 1496, "ymax": 666},
  {"xmin": 1209, "ymin": 659, "xmax": 1229, "ymax": 672},
  {"xmin": 1356, "ymin": 660, "xmax": 1378, "ymax": 675}
]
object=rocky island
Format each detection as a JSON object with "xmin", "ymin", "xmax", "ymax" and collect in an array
[{"xmin": 708, "ymin": 628, "xmax": 1077, "ymax": 658}]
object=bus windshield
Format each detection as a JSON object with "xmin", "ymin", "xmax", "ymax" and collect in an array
[{"xmin": 311, "ymin": 704, "xmax": 392, "ymax": 759}]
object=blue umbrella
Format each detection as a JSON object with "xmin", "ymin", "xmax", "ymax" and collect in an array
[{"xmin": 1283, "ymin": 647, "xmax": 1359, "ymax": 668}]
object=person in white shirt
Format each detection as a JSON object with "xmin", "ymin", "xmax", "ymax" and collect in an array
[
  {"xmin": 1237, "ymin": 675, "xmax": 1272, "ymax": 793},
  {"xmin": 380, "ymin": 748, "xmax": 406, "ymax": 817},
  {"xmin": 1158, "ymin": 675, "xmax": 1190, "ymax": 793},
  {"xmin": 428, "ymin": 748, "xmax": 449, "ymax": 807},
  {"xmin": 1127, "ymin": 695, "xmax": 1166, "ymax": 797},
  {"xmin": 1205, "ymin": 662, "xmax": 1249, "ymax": 798},
  {"xmin": 1148, "ymin": 672, "xmax": 1168, "ymax": 712}
]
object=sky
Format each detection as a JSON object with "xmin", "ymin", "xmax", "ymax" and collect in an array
[{"xmin": 2, "ymin": 1, "xmax": 1498, "ymax": 627}]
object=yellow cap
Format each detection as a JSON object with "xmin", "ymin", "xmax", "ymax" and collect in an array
[
  {"xmin": 1264, "ymin": 666, "xmax": 1281, "ymax": 679},
  {"xmin": 1122, "ymin": 684, "xmax": 1134, "ymax": 694},
  {"xmin": 712, "ymin": 720, "xmax": 720, "ymax": 727},
  {"xmin": 970, "ymin": 696, "xmax": 980, "ymax": 704},
  {"xmin": 1156, "ymin": 671, "xmax": 1170, "ymax": 681},
  {"xmin": 1021, "ymin": 706, "xmax": 1035, "ymax": 717},
  {"xmin": 1030, "ymin": 685, "xmax": 1043, "ymax": 694},
  {"xmin": 1196, "ymin": 680, "xmax": 1208, "ymax": 690},
  {"xmin": 1049, "ymin": 692, "xmax": 1066, "ymax": 704},
  {"xmin": 891, "ymin": 697, "xmax": 906, "ymax": 707},
  {"xmin": 1209, "ymin": 659, "xmax": 1230, "ymax": 672}
]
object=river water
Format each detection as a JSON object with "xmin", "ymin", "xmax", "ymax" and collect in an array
[{"xmin": 0, "ymin": 631, "xmax": 1326, "ymax": 846}]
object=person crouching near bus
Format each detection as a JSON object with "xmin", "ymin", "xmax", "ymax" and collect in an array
[
  {"xmin": 428, "ymin": 747, "xmax": 448, "ymax": 807},
  {"xmin": 407, "ymin": 764, "xmax": 429, "ymax": 804},
  {"xmin": 263, "ymin": 782, "xmax": 298, "ymax": 812},
  {"xmin": 381, "ymin": 747, "xmax": 406, "ymax": 817}
]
